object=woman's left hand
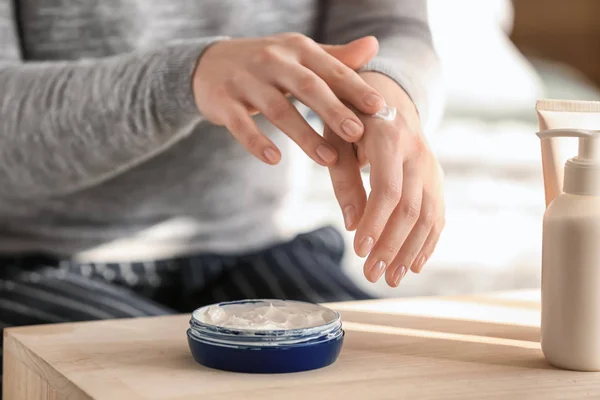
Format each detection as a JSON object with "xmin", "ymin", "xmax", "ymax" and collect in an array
[{"xmin": 324, "ymin": 72, "xmax": 445, "ymax": 287}]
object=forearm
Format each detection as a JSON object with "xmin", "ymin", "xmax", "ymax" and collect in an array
[{"xmin": 0, "ymin": 39, "xmax": 222, "ymax": 201}]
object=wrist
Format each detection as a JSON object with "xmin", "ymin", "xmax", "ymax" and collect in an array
[
  {"xmin": 153, "ymin": 42, "xmax": 215, "ymax": 127},
  {"xmin": 359, "ymin": 71, "xmax": 421, "ymax": 132}
]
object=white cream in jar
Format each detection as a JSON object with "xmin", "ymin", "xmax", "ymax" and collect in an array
[{"xmin": 193, "ymin": 300, "xmax": 337, "ymax": 330}]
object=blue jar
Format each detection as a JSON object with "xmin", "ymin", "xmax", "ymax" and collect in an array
[{"xmin": 187, "ymin": 299, "xmax": 344, "ymax": 374}]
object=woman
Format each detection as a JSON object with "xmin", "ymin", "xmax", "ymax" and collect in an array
[{"xmin": 0, "ymin": 0, "xmax": 444, "ymax": 382}]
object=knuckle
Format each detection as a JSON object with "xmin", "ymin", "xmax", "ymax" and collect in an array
[
  {"xmin": 381, "ymin": 243, "xmax": 401, "ymax": 258},
  {"xmin": 399, "ymin": 200, "xmax": 420, "ymax": 222},
  {"xmin": 208, "ymin": 84, "xmax": 229, "ymax": 102},
  {"xmin": 297, "ymin": 74, "xmax": 319, "ymax": 95},
  {"xmin": 245, "ymin": 133, "xmax": 262, "ymax": 151},
  {"xmin": 264, "ymin": 98, "xmax": 292, "ymax": 121},
  {"xmin": 227, "ymin": 115, "xmax": 246, "ymax": 133},
  {"xmin": 256, "ymin": 45, "xmax": 281, "ymax": 64},
  {"xmin": 223, "ymin": 75, "xmax": 242, "ymax": 94},
  {"xmin": 384, "ymin": 129, "xmax": 403, "ymax": 147},
  {"xmin": 381, "ymin": 183, "xmax": 402, "ymax": 202},
  {"xmin": 283, "ymin": 33, "xmax": 313, "ymax": 48},
  {"xmin": 331, "ymin": 63, "xmax": 353, "ymax": 81},
  {"xmin": 229, "ymin": 72, "xmax": 248, "ymax": 88},
  {"xmin": 327, "ymin": 106, "xmax": 350, "ymax": 124},
  {"xmin": 415, "ymin": 139, "xmax": 428, "ymax": 158},
  {"xmin": 292, "ymin": 132, "xmax": 309, "ymax": 148},
  {"xmin": 332, "ymin": 179, "xmax": 357, "ymax": 197},
  {"xmin": 421, "ymin": 210, "xmax": 436, "ymax": 228}
]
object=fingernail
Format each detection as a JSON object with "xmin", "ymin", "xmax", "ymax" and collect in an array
[
  {"xmin": 343, "ymin": 205, "xmax": 356, "ymax": 230},
  {"xmin": 357, "ymin": 236, "xmax": 374, "ymax": 257},
  {"xmin": 393, "ymin": 266, "xmax": 408, "ymax": 286},
  {"xmin": 263, "ymin": 148, "xmax": 279, "ymax": 164},
  {"xmin": 413, "ymin": 255, "xmax": 427, "ymax": 273},
  {"xmin": 364, "ymin": 93, "xmax": 384, "ymax": 108},
  {"xmin": 370, "ymin": 260, "xmax": 386, "ymax": 282},
  {"xmin": 316, "ymin": 144, "xmax": 337, "ymax": 164},
  {"xmin": 342, "ymin": 119, "xmax": 363, "ymax": 138}
]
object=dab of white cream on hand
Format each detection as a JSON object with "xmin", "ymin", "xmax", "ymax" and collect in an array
[{"xmin": 372, "ymin": 105, "xmax": 397, "ymax": 121}]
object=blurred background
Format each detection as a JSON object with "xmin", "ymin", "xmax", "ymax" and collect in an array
[{"xmin": 300, "ymin": 0, "xmax": 600, "ymax": 298}]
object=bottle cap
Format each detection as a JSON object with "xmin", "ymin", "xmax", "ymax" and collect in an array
[{"xmin": 537, "ymin": 129, "xmax": 600, "ymax": 196}]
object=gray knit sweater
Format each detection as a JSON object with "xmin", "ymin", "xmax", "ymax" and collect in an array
[{"xmin": 0, "ymin": 0, "xmax": 441, "ymax": 262}]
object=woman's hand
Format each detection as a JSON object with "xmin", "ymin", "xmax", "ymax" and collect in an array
[
  {"xmin": 193, "ymin": 34, "xmax": 385, "ymax": 166},
  {"xmin": 325, "ymin": 72, "xmax": 445, "ymax": 287}
]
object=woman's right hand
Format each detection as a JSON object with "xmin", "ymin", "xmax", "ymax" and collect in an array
[{"xmin": 192, "ymin": 34, "xmax": 386, "ymax": 166}]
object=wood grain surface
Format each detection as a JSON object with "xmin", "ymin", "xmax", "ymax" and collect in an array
[{"xmin": 4, "ymin": 290, "xmax": 600, "ymax": 400}]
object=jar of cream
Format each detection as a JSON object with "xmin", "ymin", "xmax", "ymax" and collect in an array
[{"xmin": 187, "ymin": 299, "xmax": 344, "ymax": 373}]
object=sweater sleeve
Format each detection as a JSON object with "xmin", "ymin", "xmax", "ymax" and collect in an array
[
  {"xmin": 0, "ymin": 1, "xmax": 226, "ymax": 200},
  {"xmin": 320, "ymin": 0, "xmax": 443, "ymax": 127}
]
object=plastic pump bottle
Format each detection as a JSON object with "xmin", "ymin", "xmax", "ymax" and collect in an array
[{"xmin": 537, "ymin": 128, "xmax": 600, "ymax": 371}]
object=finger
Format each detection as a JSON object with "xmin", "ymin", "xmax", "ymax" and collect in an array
[
  {"xmin": 237, "ymin": 74, "xmax": 338, "ymax": 166},
  {"xmin": 310, "ymin": 61, "xmax": 385, "ymax": 115},
  {"xmin": 302, "ymin": 46, "xmax": 385, "ymax": 115},
  {"xmin": 263, "ymin": 58, "xmax": 365, "ymax": 143},
  {"xmin": 385, "ymin": 189, "xmax": 434, "ymax": 287},
  {"xmin": 321, "ymin": 36, "xmax": 379, "ymax": 70},
  {"xmin": 409, "ymin": 164, "xmax": 446, "ymax": 274},
  {"xmin": 324, "ymin": 126, "xmax": 367, "ymax": 231},
  {"xmin": 412, "ymin": 223, "xmax": 444, "ymax": 274},
  {"xmin": 363, "ymin": 160, "xmax": 422, "ymax": 283},
  {"xmin": 411, "ymin": 217, "xmax": 445, "ymax": 274},
  {"xmin": 356, "ymin": 145, "xmax": 368, "ymax": 168},
  {"xmin": 224, "ymin": 103, "xmax": 282, "ymax": 165},
  {"xmin": 353, "ymin": 121, "xmax": 404, "ymax": 258}
]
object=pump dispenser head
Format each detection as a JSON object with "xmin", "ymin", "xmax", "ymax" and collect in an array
[{"xmin": 537, "ymin": 129, "xmax": 600, "ymax": 200}]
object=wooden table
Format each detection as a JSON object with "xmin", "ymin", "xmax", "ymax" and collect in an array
[{"xmin": 4, "ymin": 290, "xmax": 600, "ymax": 400}]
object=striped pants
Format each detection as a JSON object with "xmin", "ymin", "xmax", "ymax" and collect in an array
[{"xmin": 0, "ymin": 226, "xmax": 371, "ymax": 392}]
